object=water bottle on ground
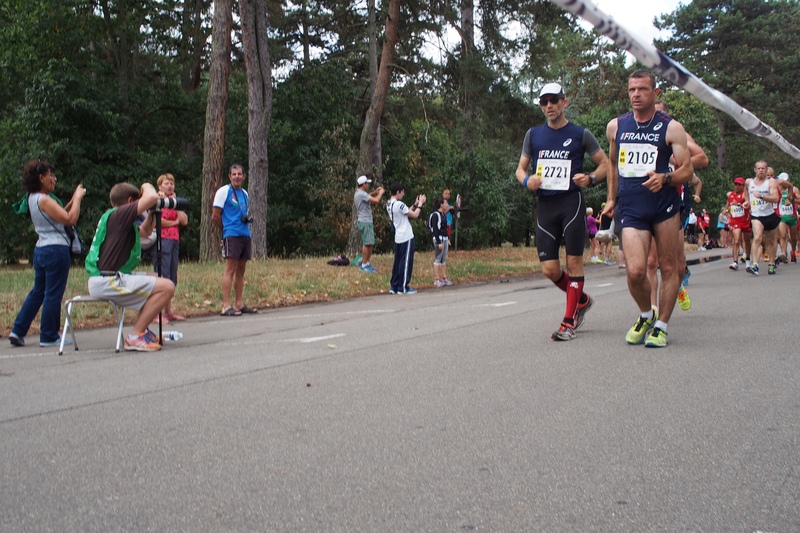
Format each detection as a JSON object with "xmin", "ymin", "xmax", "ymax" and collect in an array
[{"xmin": 163, "ymin": 331, "xmax": 183, "ymax": 341}]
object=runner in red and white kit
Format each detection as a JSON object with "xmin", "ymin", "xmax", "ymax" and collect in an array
[{"xmin": 725, "ymin": 176, "xmax": 752, "ymax": 270}]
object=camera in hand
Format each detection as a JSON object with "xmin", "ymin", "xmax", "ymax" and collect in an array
[
  {"xmin": 241, "ymin": 214, "xmax": 253, "ymax": 224},
  {"xmin": 155, "ymin": 197, "xmax": 189, "ymax": 211}
]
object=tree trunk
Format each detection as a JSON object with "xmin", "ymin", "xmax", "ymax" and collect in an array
[
  {"xmin": 368, "ymin": 0, "xmax": 383, "ymax": 182},
  {"xmin": 199, "ymin": 0, "xmax": 233, "ymax": 262},
  {"xmin": 240, "ymin": 0, "xmax": 274, "ymax": 259},
  {"xmin": 180, "ymin": 0, "xmax": 208, "ymax": 93},
  {"xmin": 460, "ymin": 0, "xmax": 475, "ymax": 153},
  {"xmin": 347, "ymin": 0, "xmax": 400, "ymax": 258}
]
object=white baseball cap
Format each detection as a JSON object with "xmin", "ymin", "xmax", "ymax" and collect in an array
[
  {"xmin": 539, "ymin": 82, "xmax": 565, "ymax": 98},
  {"xmin": 777, "ymin": 172, "xmax": 789, "ymax": 181},
  {"xmin": 356, "ymin": 175, "xmax": 372, "ymax": 185}
]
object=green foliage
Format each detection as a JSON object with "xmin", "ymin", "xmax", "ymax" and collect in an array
[
  {"xmin": 267, "ymin": 61, "xmax": 359, "ymax": 256},
  {"xmin": 657, "ymin": 0, "xmax": 800, "ymax": 177}
]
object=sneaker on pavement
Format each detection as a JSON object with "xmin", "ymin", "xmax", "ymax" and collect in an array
[
  {"xmin": 626, "ymin": 308, "xmax": 658, "ymax": 345},
  {"xmin": 144, "ymin": 328, "xmax": 159, "ymax": 343},
  {"xmin": 388, "ymin": 289, "xmax": 396, "ymax": 294},
  {"xmin": 768, "ymin": 263, "xmax": 776, "ymax": 275},
  {"xmin": 729, "ymin": 262, "xmax": 739, "ymax": 271},
  {"xmin": 551, "ymin": 322, "xmax": 576, "ymax": 341},
  {"xmin": 740, "ymin": 255, "xmax": 747, "ymax": 264},
  {"xmin": 574, "ymin": 295, "xmax": 594, "ymax": 330},
  {"xmin": 404, "ymin": 288, "xmax": 417, "ymax": 294},
  {"xmin": 433, "ymin": 280, "xmax": 444, "ymax": 287},
  {"xmin": 9, "ymin": 332, "xmax": 25, "ymax": 347},
  {"xmin": 677, "ymin": 287, "xmax": 691, "ymax": 311},
  {"xmin": 124, "ymin": 332, "xmax": 162, "ymax": 352},
  {"xmin": 603, "ymin": 258, "xmax": 615, "ymax": 265},
  {"xmin": 746, "ymin": 264, "xmax": 760, "ymax": 276},
  {"xmin": 777, "ymin": 254, "xmax": 789, "ymax": 264},
  {"xmin": 644, "ymin": 327, "xmax": 668, "ymax": 348},
  {"xmin": 792, "ymin": 252, "xmax": 797, "ymax": 263},
  {"xmin": 442, "ymin": 279, "xmax": 454, "ymax": 286},
  {"xmin": 40, "ymin": 337, "xmax": 72, "ymax": 347},
  {"xmin": 167, "ymin": 313, "xmax": 186, "ymax": 321},
  {"xmin": 153, "ymin": 314, "xmax": 170, "ymax": 325}
]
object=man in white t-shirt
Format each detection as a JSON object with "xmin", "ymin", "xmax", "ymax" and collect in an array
[{"xmin": 386, "ymin": 183, "xmax": 426, "ymax": 294}]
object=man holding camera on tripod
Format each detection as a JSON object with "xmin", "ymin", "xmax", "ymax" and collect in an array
[
  {"xmin": 86, "ymin": 182, "xmax": 175, "ymax": 352},
  {"xmin": 213, "ymin": 164, "xmax": 257, "ymax": 317}
]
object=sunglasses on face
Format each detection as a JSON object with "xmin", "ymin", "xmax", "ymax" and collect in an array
[{"xmin": 539, "ymin": 96, "xmax": 562, "ymax": 106}]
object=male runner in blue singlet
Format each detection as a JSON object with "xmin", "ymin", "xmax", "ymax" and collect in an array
[
  {"xmin": 605, "ymin": 70, "xmax": 693, "ymax": 348},
  {"xmin": 516, "ymin": 82, "xmax": 610, "ymax": 341}
]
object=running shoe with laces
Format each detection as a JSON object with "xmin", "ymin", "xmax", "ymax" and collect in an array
[
  {"xmin": 144, "ymin": 328, "xmax": 159, "ymax": 343},
  {"xmin": 603, "ymin": 258, "xmax": 615, "ymax": 265},
  {"xmin": 574, "ymin": 295, "xmax": 594, "ymax": 330},
  {"xmin": 551, "ymin": 322, "xmax": 576, "ymax": 341},
  {"xmin": 9, "ymin": 332, "xmax": 25, "ymax": 347},
  {"xmin": 644, "ymin": 327, "xmax": 668, "ymax": 348},
  {"xmin": 768, "ymin": 263, "xmax": 776, "ymax": 275},
  {"xmin": 729, "ymin": 262, "xmax": 739, "ymax": 271},
  {"xmin": 433, "ymin": 279, "xmax": 444, "ymax": 287},
  {"xmin": 625, "ymin": 307, "xmax": 658, "ymax": 345},
  {"xmin": 777, "ymin": 254, "xmax": 789, "ymax": 264},
  {"xmin": 677, "ymin": 286, "xmax": 691, "ymax": 311},
  {"xmin": 124, "ymin": 332, "xmax": 162, "ymax": 352},
  {"xmin": 746, "ymin": 264, "xmax": 760, "ymax": 276},
  {"xmin": 442, "ymin": 279, "xmax": 454, "ymax": 286},
  {"xmin": 404, "ymin": 288, "xmax": 417, "ymax": 294}
]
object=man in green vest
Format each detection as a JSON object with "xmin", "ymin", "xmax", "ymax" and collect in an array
[{"xmin": 86, "ymin": 182, "xmax": 174, "ymax": 351}]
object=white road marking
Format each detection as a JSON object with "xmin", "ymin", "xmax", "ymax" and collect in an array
[
  {"xmin": 278, "ymin": 333, "xmax": 347, "ymax": 344},
  {"xmin": 473, "ymin": 301, "xmax": 517, "ymax": 308}
]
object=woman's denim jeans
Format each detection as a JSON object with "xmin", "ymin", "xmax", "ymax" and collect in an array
[{"xmin": 12, "ymin": 245, "xmax": 71, "ymax": 343}]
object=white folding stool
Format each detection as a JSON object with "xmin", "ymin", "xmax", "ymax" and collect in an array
[{"xmin": 59, "ymin": 295, "xmax": 127, "ymax": 355}]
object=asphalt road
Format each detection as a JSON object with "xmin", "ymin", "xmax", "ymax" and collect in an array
[{"xmin": 1, "ymin": 249, "xmax": 798, "ymax": 532}]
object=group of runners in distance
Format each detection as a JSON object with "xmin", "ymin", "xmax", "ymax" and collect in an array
[{"xmin": 517, "ymin": 69, "xmax": 797, "ymax": 348}]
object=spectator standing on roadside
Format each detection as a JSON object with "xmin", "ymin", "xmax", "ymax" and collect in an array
[
  {"xmin": 597, "ymin": 202, "xmax": 615, "ymax": 265},
  {"xmin": 354, "ymin": 175, "xmax": 385, "ymax": 274},
  {"xmin": 586, "ymin": 207, "xmax": 601, "ymax": 263},
  {"xmin": 9, "ymin": 159, "xmax": 86, "ymax": 348},
  {"xmin": 212, "ymin": 164, "xmax": 257, "ymax": 316},
  {"xmin": 428, "ymin": 198, "xmax": 453, "ymax": 287},
  {"xmin": 717, "ymin": 208, "xmax": 730, "ymax": 248},
  {"xmin": 386, "ymin": 183, "xmax": 426, "ymax": 294},
  {"xmin": 151, "ymin": 173, "xmax": 188, "ymax": 324},
  {"xmin": 442, "ymin": 189, "xmax": 456, "ymax": 239},
  {"xmin": 686, "ymin": 209, "xmax": 697, "ymax": 243}
]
